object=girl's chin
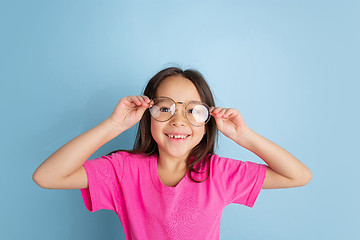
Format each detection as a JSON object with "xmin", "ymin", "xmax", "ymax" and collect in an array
[
  {"xmin": 159, "ymin": 149, "xmax": 191, "ymax": 160},
  {"xmin": 167, "ymin": 152, "xmax": 189, "ymax": 159}
]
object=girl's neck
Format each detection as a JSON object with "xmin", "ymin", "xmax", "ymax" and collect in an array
[
  {"xmin": 157, "ymin": 154, "xmax": 188, "ymax": 173},
  {"xmin": 156, "ymin": 155, "xmax": 188, "ymax": 187}
]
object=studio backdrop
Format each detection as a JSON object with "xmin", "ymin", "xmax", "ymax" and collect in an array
[{"xmin": 1, "ymin": 0, "xmax": 359, "ymax": 239}]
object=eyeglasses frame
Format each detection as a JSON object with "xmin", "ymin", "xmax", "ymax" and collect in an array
[{"xmin": 149, "ymin": 96, "xmax": 212, "ymax": 127}]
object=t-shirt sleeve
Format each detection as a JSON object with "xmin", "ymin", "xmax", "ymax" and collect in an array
[
  {"xmin": 80, "ymin": 152, "xmax": 124, "ymax": 213},
  {"xmin": 213, "ymin": 156, "xmax": 267, "ymax": 207}
]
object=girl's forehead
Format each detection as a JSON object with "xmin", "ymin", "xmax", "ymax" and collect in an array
[{"xmin": 155, "ymin": 76, "xmax": 202, "ymax": 101}]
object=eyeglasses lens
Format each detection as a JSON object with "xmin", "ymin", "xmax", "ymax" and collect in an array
[
  {"xmin": 186, "ymin": 102, "xmax": 209, "ymax": 126},
  {"xmin": 149, "ymin": 98, "xmax": 176, "ymax": 121}
]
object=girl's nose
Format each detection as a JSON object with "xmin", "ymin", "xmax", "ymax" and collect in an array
[{"xmin": 170, "ymin": 106, "xmax": 187, "ymax": 127}]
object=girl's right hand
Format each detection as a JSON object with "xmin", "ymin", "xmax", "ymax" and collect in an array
[{"xmin": 108, "ymin": 95, "xmax": 151, "ymax": 132}]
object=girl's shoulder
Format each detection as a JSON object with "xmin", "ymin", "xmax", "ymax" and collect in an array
[
  {"xmin": 109, "ymin": 150, "xmax": 154, "ymax": 158},
  {"xmin": 209, "ymin": 154, "xmax": 255, "ymax": 172},
  {"xmin": 209, "ymin": 154, "xmax": 239, "ymax": 165},
  {"xmin": 107, "ymin": 150, "xmax": 156, "ymax": 165},
  {"xmin": 209, "ymin": 154, "xmax": 267, "ymax": 178}
]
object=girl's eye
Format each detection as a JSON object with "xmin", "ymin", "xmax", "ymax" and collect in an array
[
  {"xmin": 187, "ymin": 109, "xmax": 194, "ymax": 114},
  {"xmin": 159, "ymin": 107, "xmax": 171, "ymax": 112},
  {"xmin": 187, "ymin": 108, "xmax": 200, "ymax": 115}
]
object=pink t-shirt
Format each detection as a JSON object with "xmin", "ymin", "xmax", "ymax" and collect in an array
[{"xmin": 80, "ymin": 151, "xmax": 267, "ymax": 240}]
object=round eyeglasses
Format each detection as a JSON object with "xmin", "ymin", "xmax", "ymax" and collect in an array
[{"xmin": 149, "ymin": 97, "xmax": 211, "ymax": 127}]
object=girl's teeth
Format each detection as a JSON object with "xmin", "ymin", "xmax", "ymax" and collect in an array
[{"xmin": 167, "ymin": 134, "xmax": 187, "ymax": 139}]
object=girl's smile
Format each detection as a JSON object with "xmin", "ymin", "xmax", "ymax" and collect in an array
[{"xmin": 165, "ymin": 133, "xmax": 191, "ymax": 140}]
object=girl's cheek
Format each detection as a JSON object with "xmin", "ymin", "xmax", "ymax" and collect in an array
[
  {"xmin": 150, "ymin": 119, "xmax": 164, "ymax": 144},
  {"xmin": 196, "ymin": 126, "xmax": 206, "ymax": 141},
  {"xmin": 150, "ymin": 120, "xmax": 157, "ymax": 140}
]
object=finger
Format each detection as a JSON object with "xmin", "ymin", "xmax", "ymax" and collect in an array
[
  {"xmin": 123, "ymin": 96, "xmax": 138, "ymax": 107},
  {"xmin": 215, "ymin": 108, "xmax": 228, "ymax": 118},
  {"xmin": 131, "ymin": 96, "xmax": 149, "ymax": 107},
  {"xmin": 142, "ymin": 96, "xmax": 152, "ymax": 108},
  {"xmin": 211, "ymin": 107, "xmax": 224, "ymax": 119},
  {"xmin": 136, "ymin": 96, "xmax": 146, "ymax": 106},
  {"xmin": 126, "ymin": 96, "xmax": 140, "ymax": 105},
  {"xmin": 223, "ymin": 108, "xmax": 238, "ymax": 118},
  {"xmin": 142, "ymin": 95, "xmax": 151, "ymax": 103},
  {"xmin": 211, "ymin": 107, "xmax": 222, "ymax": 115},
  {"xmin": 137, "ymin": 95, "xmax": 150, "ymax": 107}
]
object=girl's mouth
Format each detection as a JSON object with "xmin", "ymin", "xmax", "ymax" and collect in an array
[{"xmin": 165, "ymin": 134, "xmax": 190, "ymax": 139}]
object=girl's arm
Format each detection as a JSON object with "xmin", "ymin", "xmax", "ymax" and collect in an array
[
  {"xmin": 33, "ymin": 95, "xmax": 151, "ymax": 189},
  {"xmin": 211, "ymin": 107, "xmax": 312, "ymax": 189}
]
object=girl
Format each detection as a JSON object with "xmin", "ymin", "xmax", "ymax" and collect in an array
[{"xmin": 33, "ymin": 67, "xmax": 312, "ymax": 239}]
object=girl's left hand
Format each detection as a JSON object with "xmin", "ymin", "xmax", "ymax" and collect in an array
[{"xmin": 210, "ymin": 107, "xmax": 249, "ymax": 142}]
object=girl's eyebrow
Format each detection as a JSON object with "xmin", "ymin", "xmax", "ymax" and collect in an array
[{"xmin": 156, "ymin": 96, "xmax": 202, "ymax": 103}]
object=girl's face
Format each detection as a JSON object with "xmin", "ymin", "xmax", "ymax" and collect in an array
[{"xmin": 151, "ymin": 75, "xmax": 206, "ymax": 162}]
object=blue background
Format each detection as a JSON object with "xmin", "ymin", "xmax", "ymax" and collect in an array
[{"xmin": 1, "ymin": 0, "xmax": 359, "ymax": 239}]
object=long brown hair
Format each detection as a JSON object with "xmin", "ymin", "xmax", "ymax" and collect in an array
[{"xmin": 108, "ymin": 67, "xmax": 218, "ymax": 183}]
